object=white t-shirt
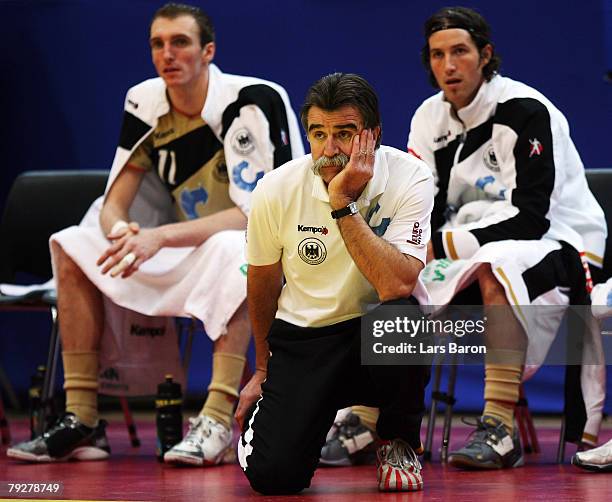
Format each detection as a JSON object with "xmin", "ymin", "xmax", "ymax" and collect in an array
[{"xmin": 247, "ymin": 145, "xmax": 434, "ymax": 327}]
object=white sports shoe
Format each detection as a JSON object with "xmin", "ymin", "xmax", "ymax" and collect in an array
[
  {"xmin": 163, "ymin": 415, "xmax": 234, "ymax": 466},
  {"xmin": 572, "ymin": 438, "xmax": 612, "ymax": 472}
]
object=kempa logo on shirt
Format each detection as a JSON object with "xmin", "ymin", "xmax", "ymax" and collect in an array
[
  {"xmin": 407, "ymin": 221, "xmax": 422, "ymax": 245},
  {"xmin": 99, "ymin": 367, "xmax": 120, "ymax": 381},
  {"xmin": 130, "ymin": 324, "xmax": 166, "ymax": 338},
  {"xmin": 297, "ymin": 224, "xmax": 329, "ymax": 235},
  {"xmin": 433, "ymin": 130, "xmax": 451, "ymax": 144}
]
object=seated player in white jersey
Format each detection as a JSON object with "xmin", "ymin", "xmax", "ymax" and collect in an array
[
  {"xmin": 407, "ymin": 6, "xmax": 607, "ymax": 470},
  {"xmin": 7, "ymin": 2, "xmax": 303, "ymax": 466}
]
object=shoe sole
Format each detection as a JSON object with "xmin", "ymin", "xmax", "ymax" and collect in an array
[
  {"xmin": 571, "ymin": 456, "xmax": 612, "ymax": 472},
  {"xmin": 319, "ymin": 456, "xmax": 352, "ymax": 467},
  {"xmin": 377, "ymin": 466, "xmax": 423, "ymax": 491},
  {"xmin": 7, "ymin": 446, "xmax": 110, "ymax": 463},
  {"xmin": 164, "ymin": 446, "xmax": 235, "ymax": 467},
  {"xmin": 448, "ymin": 453, "xmax": 524, "ymax": 470},
  {"xmin": 378, "ymin": 483, "xmax": 424, "ymax": 492}
]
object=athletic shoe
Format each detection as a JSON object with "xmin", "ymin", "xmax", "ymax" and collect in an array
[
  {"xmin": 164, "ymin": 415, "xmax": 234, "ymax": 466},
  {"xmin": 376, "ymin": 439, "xmax": 423, "ymax": 491},
  {"xmin": 572, "ymin": 438, "xmax": 612, "ymax": 472},
  {"xmin": 7, "ymin": 413, "xmax": 110, "ymax": 463},
  {"xmin": 320, "ymin": 411, "xmax": 377, "ymax": 466},
  {"xmin": 448, "ymin": 415, "xmax": 524, "ymax": 469}
]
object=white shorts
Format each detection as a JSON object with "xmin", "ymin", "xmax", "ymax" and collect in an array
[{"xmin": 50, "ymin": 225, "xmax": 247, "ymax": 341}]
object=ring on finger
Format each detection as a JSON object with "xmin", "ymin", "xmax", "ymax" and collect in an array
[
  {"xmin": 110, "ymin": 252, "xmax": 136, "ymax": 277},
  {"xmin": 359, "ymin": 149, "xmax": 368, "ymax": 155},
  {"xmin": 121, "ymin": 252, "xmax": 136, "ymax": 267}
]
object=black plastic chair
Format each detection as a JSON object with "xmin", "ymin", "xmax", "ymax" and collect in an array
[{"xmin": 0, "ymin": 170, "xmax": 108, "ymax": 440}]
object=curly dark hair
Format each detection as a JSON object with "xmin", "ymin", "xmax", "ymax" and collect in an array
[{"xmin": 421, "ymin": 6, "xmax": 501, "ymax": 88}]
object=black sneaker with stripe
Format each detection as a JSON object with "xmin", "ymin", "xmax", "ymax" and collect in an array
[{"xmin": 7, "ymin": 413, "xmax": 110, "ymax": 463}]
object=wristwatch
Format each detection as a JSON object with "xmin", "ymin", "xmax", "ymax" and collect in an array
[{"xmin": 331, "ymin": 201, "xmax": 359, "ymax": 219}]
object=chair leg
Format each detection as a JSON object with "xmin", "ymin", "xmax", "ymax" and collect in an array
[
  {"xmin": 181, "ymin": 319, "xmax": 196, "ymax": 374},
  {"xmin": 424, "ymin": 362, "xmax": 443, "ymax": 461},
  {"xmin": 441, "ymin": 362, "xmax": 458, "ymax": 463},
  {"xmin": 522, "ymin": 400, "xmax": 540, "ymax": 453},
  {"xmin": 119, "ymin": 396, "xmax": 140, "ymax": 447},
  {"xmin": 515, "ymin": 384, "xmax": 540, "ymax": 454},
  {"xmin": 557, "ymin": 416, "xmax": 567, "ymax": 463},
  {"xmin": 39, "ymin": 306, "xmax": 61, "ymax": 435},
  {"xmin": 515, "ymin": 403, "xmax": 531, "ymax": 453},
  {"xmin": 0, "ymin": 393, "xmax": 10, "ymax": 445}
]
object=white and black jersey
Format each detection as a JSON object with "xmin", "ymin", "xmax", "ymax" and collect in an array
[
  {"xmin": 105, "ymin": 63, "xmax": 304, "ymax": 225},
  {"xmin": 408, "ymin": 74, "xmax": 608, "ymax": 445},
  {"xmin": 408, "ymin": 74, "xmax": 606, "ymax": 268},
  {"xmin": 50, "ymin": 65, "xmax": 304, "ymax": 344}
]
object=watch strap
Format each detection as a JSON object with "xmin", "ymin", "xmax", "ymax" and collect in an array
[{"xmin": 331, "ymin": 202, "xmax": 358, "ymax": 219}]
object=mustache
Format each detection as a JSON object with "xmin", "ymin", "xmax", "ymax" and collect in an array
[{"xmin": 311, "ymin": 153, "xmax": 350, "ymax": 176}]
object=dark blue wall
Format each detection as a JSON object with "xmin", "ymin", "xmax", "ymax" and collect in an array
[{"xmin": 1, "ymin": 0, "xmax": 611, "ymax": 414}]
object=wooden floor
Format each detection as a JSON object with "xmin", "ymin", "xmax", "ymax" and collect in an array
[{"xmin": 1, "ymin": 416, "xmax": 611, "ymax": 501}]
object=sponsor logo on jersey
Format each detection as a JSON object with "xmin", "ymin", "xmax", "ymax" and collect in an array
[
  {"xmin": 529, "ymin": 138, "xmax": 543, "ymax": 157},
  {"xmin": 365, "ymin": 202, "xmax": 391, "ymax": 237},
  {"xmin": 483, "ymin": 144, "xmax": 500, "ymax": 172},
  {"xmin": 232, "ymin": 127, "xmax": 256, "ymax": 155},
  {"xmin": 407, "ymin": 221, "xmax": 422, "ymax": 245},
  {"xmin": 298, "ymin": 238, "xmax": 327, "ymax": 265},
  {"xmin": 433, "ymin": 130, "xmax": 451, "ymax": 144},
  {"xmin": 297, "ymin": 224, "xmax": 329, "ymax": 235},
  {"xmin": 127, "ymin": 99, "xmax": 139, "ymax": 109},
  {"xmin": 232, "ymin": 161, "xmax": 264, "ymax": 191},
  {"xmin": 180, "ymin": 186, "xmax": 209, "ymax": 220},
  {"xmin": 475, "ymin": 175, "xmax": 495, "ymax": 190}
]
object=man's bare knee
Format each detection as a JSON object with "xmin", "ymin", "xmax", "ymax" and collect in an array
[
  {"xmin": 214, "ymin": 301, "xmax": 250, "ymax": 354},
  {"xmin": 476, "ymin": 264, "xmax": 507, "ymax": 305},
  {"xmin": 53, "ymin": 243, "xmax": 89, "ymax": 287}
]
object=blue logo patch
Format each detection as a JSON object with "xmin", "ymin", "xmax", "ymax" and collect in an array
[
  {"xmin": 475, "ymin": 175, "xmax": 495, "ymax": 191},
  {"xmin": 371, "ymin": 218, "xmax": 391, "ymax": 237},
  {"xmin": 365, "ymin": 202, "xmax": 391, "ymax": 237},
  {"xmin": 232, "ymin": 161, "xmax": 264, "ymax": 192},
  {"xmin": 180, "ymin": 186, "xmax": 208, "ymax": 220}
]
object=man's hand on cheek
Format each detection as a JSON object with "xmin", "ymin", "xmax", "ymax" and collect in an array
[{"xmin": 328, "ymin": 129, "xmax": 375, "ymax": 209}]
